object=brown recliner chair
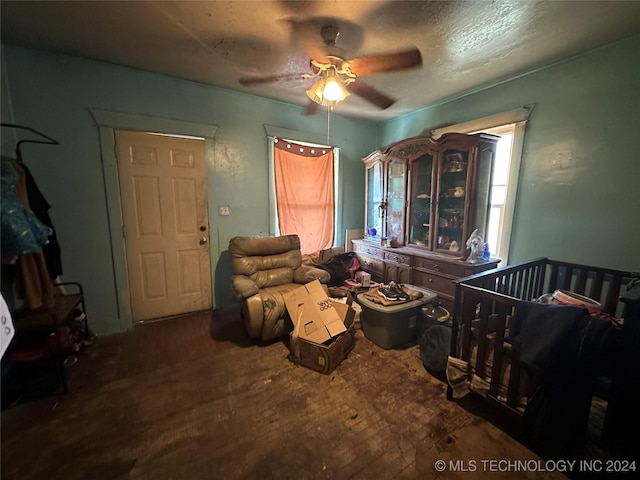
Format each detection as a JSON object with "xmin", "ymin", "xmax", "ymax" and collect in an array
[{"xmin": 229, "ymin": 234, "xmax": 331, "ymax": 341}]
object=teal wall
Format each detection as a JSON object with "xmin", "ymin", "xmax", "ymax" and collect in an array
[
  {"xmin": 3, "ymin": 34, "xmax": 639, "ymax": 335},
  {"xmin": 1, "ymin": 45, "xmax": 375, "ymax": 335},
  {"xmin": 377, "ymin": 35, "xmax": 640, "ymax": 272}
]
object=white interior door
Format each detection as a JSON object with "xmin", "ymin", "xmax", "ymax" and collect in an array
[{"xmin": 115, "ymin": 130, "xmax": 212, "ymax": 321}]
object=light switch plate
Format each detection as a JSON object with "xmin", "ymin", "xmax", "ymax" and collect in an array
[{"xmin": 219, "ymin": 205, "xmax": 230, "ymax": 216}]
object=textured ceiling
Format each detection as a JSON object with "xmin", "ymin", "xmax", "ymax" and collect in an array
[{"xmin": 2, "ymin": 1, "xmax": 640, "ymax": 120}]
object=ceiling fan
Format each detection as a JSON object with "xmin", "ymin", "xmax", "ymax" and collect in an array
[{"xmin": 238, "ymin": 24, "xmax": 422, "ymax": 113}]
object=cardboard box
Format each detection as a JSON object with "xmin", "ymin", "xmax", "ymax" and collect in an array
[
  {"xmin": 343, "ymin": 279, "xmax": 379, "ymax": 292},
  {"xmin": 355, "ymin": 271, "xmax": 371, "ymax": 287},
  {"xmin": 287, "ymin": 285, "xmax": 356, "ymax": 374},
  {"xmin": 290, "ymin": 312, "xmax": 356, "ymax": 374},
  {"xmin": 284, "ymin": 280, "xmax": 347, "ymax": 345}
]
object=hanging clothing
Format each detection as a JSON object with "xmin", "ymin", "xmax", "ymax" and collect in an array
[
  {"xmin": 1, "ymin": 157, "xmax": 55, "ymax": 309},
  {"xmin": 1, "ymin": 158, "xmax": 51, "ymax": 257},
  {"xmin": 20, "ymin": 163, "xmax": 63, "ymax": 279},
  {"xmin": 15, "ymin": 252, "xmax": 55, "ymax": 310}
]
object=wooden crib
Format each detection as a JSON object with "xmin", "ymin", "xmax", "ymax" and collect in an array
[{"xmin": 446, "ymin": 257, "xmax": 639, "ymax": 454}]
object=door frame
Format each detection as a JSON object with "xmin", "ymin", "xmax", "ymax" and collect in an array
[{"xmin": 90, "ymin": 109, "xmax": 218, "ymax": 331}]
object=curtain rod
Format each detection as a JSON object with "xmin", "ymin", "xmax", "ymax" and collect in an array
[{"xmin": 267, "ymin": 135, "xmax": 335, "ymax": 150}]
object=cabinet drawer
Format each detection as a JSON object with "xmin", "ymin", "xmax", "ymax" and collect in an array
[
  {"xmin": 412, "ymin": 270, "xmax": 456, "ymax": 296},
  {"xmin": 413, "ymin": 257, "xmax": 465, "ymax": 277},
  {"xmin": 384, "ymin": 263, "xmax": 411, "ymax": 284},
  {"xmin": 383, "ymin": 251, "xmax": 411, "ymax": 266},
  {"xmin": 354, "ymin": 244, "xmax": 383, "ymax": 259},
  {"xmin": 358, "ymin": 255, "xmax": 383, "ymax": 274}
]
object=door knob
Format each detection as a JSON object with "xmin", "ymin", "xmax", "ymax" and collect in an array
[{"xmin": 199, "ymin": 236, "xmax": 208, "ymax": 245}]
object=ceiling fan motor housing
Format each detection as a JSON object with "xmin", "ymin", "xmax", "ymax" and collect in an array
[{"xmin": 321, "ymin": 25, "xmax": 340, "ymax": 46}]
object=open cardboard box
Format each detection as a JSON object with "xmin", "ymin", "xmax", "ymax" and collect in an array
[
  {"xmin": 285, "ymin": 280, "xmax": 356, "ymax": 374},
  {"xmin": 284, "ymin": 279, "xmax": 348, "ymax": 345}
]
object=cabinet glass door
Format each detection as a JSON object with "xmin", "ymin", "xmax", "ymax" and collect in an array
[
  {"xmin": 385, "ymin": 158, "xmax": 406, "ymax": 246},
  {"xmin": 408, "ymin": 153, "xmax": 434, "ymax": 248},
  {"xmin": 365, "ymin": 161, "xmax": 383, "ymax": 240},
  {"xmin": 435, "ymin": 149, "xmax": 469, "ymax": 254}
]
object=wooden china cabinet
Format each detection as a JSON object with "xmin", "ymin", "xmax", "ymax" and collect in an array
[{"xmin": 353, "ymin": 132, "xmax": 500, "ymax": 312}]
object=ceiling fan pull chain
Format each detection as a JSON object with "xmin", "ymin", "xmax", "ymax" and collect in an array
[{"xmin": 327, "ymin": 106, "xmax": 331, "ymax": 145}]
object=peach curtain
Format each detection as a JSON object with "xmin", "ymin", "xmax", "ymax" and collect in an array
[{"xmin": 274, "ymin": 139, "xmax": 334, "ymax": 256}]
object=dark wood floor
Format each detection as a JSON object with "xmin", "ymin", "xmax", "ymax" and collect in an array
[{"xmin": 1, "ymin": 310, "xmax": 565, "ymax": 480}]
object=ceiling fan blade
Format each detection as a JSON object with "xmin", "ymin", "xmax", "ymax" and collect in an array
[
  {"xmin": 348, "ymin": 80, "xmax": 396, "ymax": 109},
  {"xmin": 239, "ymin": 72, "xmax": 309, "ymax": 86},
  {"xmin": 348, "ymin": 47, "xmax": 422, "ymax": 77},
  {"xmin": 281, "ymin": 18, "xmax": 329, "ymax": 63},
  {"xmin": 301, "ymin": 37, "xmax": 329, "ymax": 64},
  {"xmin": 303, "ymin": 100, "xmax": 319, "ymax": 116}
]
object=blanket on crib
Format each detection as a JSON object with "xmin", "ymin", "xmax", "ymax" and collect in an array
[
  {"xmin": 508, "ymin": 302, "xmax": 620, "ymax": 382},
  {"xmin": 508, "ymin": 301, "xmax": 621, "ymax": 457}
]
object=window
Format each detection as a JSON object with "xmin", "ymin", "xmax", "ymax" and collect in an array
[
  {"xmin": 268, "ymin": 136, "xmax": 339, "ymax": 256},
  {"xmin": 432, "ymin": 105, "xmax": 533, "ymax": 263},
  {"xmin": 481, "ymin": 125, "xmax": 514, "ymax": 262}
]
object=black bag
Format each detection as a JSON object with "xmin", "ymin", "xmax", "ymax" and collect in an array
[
  {"xmin": 317, "ymin": 252, "xmax": 360, "ymax": 287},
  {"xmin": 419, "ymin": 325, "xmax": 452, "ymax": 376}
]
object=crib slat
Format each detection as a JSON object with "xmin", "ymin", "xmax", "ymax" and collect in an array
[
  {"xmin": 590, "ymin": 272, "xmax": 605, "ymax": 303},
  {"xmin": 504, "ymin": 273, "xmax": 511, "ymax": 295},
  {"xmin": 548, "ymin": 263, "xmax": 559, "ymax": 292},
  {"xmin": 535, "ymin": 263, "xmax": 546, "ymax": 298},
  {"xmin": 529, "ymin": 265, "xmax": 539, "ymax": 299},
  {"xmin": 510, "ymin": 273, "xmax": 517, "ymax": 295},
  {"xmin": 522, "ymin": 268, "xmax": 532, "ymax": 300},
  {"xmin": 460, "ymin": 291, "xmax": 477, "ymax": 362},
  {"xmin": 561, "ymin": 266, "xmax": 573, "ymax": 290},
  {"xmin": 475, "ymin": 300, "xmax": 492, "ymax": 378},
  {"xmin": 604, "ymin": 275, "xmax": 623, "ymax": 316},
  {"xmin": 489, "ymin": 304, "xmax": 509, "ymax": 398},
  {"xmin": 574, "ymin": 268, "xmax": 588, "ymax": 295},
  {"xmin": 514, "ymin": 270, "xmax": 523, "ymax": 298}
]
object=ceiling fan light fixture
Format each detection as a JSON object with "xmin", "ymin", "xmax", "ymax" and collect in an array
[
  {"xmin": 323, "ymin": 77, "xmax": 348, "ymax": 102},
  {"xmin": 306, "ymin": 79, "xmax": 327, "ymax": 105},
  {"xmin": 306, "ymin": 69, "xmax": 350, "ymax": 107}
]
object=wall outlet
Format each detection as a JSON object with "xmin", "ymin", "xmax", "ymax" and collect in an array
[{"xmin": 219, "ymin": 205, "xmax": 230, "ymax": 216}]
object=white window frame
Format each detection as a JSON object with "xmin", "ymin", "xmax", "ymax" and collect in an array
[
  {"xmin": 431, "ymin": 105, "xmax": 534, "ymax": 264},
  {"xmin": 479, "ymin": 125, "xmax": 514, "ymax": 263}
]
